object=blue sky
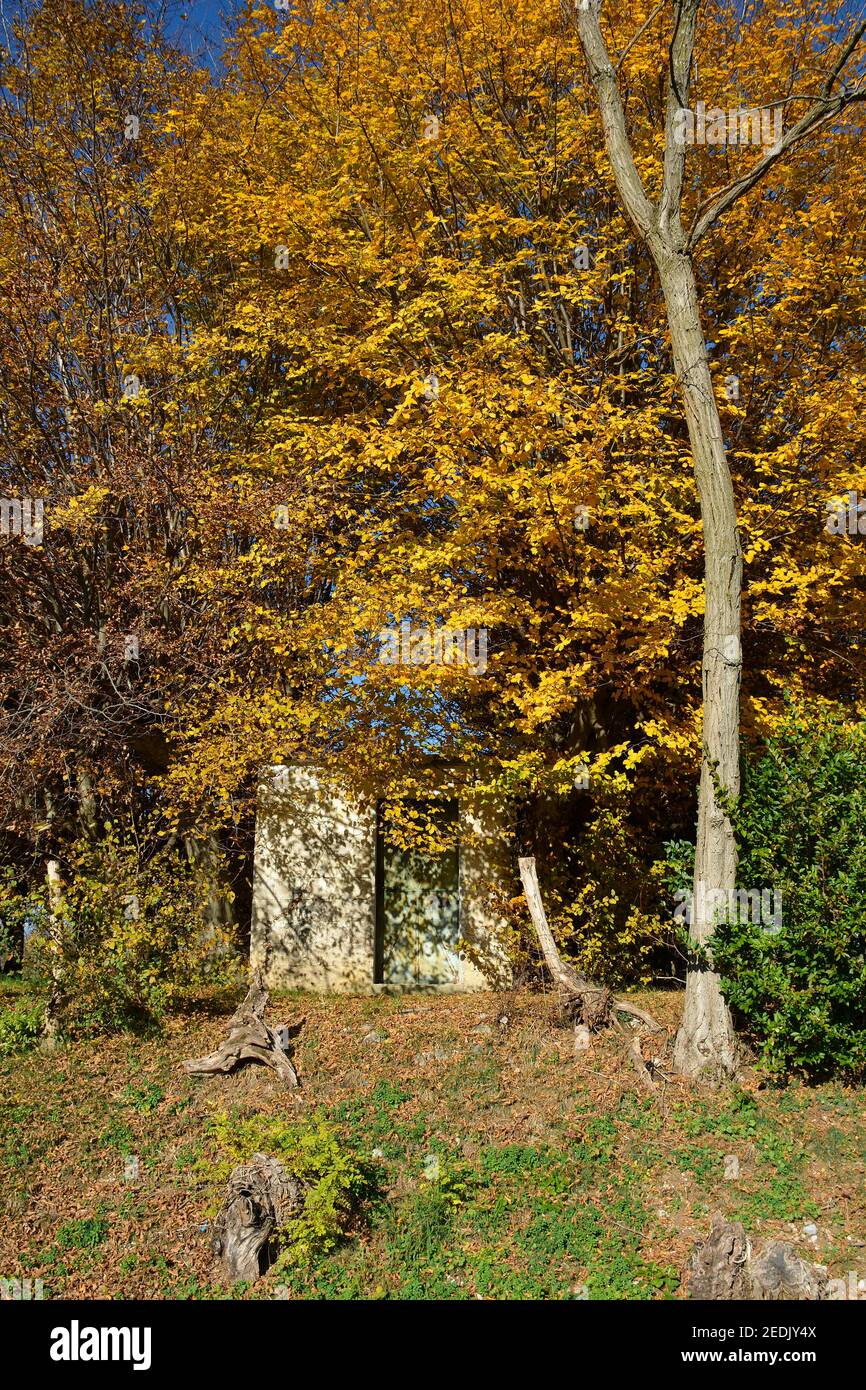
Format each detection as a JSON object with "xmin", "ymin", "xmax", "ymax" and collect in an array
[{"xmin": 160, "ymin": 0, "xmax": 244, "ymax": 69}]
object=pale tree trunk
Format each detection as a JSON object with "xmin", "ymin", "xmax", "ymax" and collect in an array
[
  {"xmin": 574, "ymin": 0, "xmax": 866, "ymax": 1082},
  {"xmin": 518, "ymin": 854, "xmax": 664, "ymax": 1046},
  {"xmin": 574, "ymin": 0, "xmax": 742, "ymax": 1080},
  {"xmin": 42, "ymin": 859, "xmax": 65, "ymax": 1045},
  {"xmin": 654, "ymin": 250, "xmax": 741, "ymax": 1081}
]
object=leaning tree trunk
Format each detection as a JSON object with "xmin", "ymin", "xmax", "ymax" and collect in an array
[
  {"xmin": 518, "ymin": 855, "xmax": 663, "ymax": 1091},
  {"xmin": 654, "ymin": 249, "xmax": 742, "ymax": 1083}
]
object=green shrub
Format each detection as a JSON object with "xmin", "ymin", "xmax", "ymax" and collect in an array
[
  {"xmin": 207, "ymin": 1112, "xmax": 376, "ymax": 1266},
  {"xmin": 0, "ymin": 1002, "xmax": 43, "ymax": 1056},
  {"xmin": 710, "ymin": 709, "xmax": 866, "ymax": 1082},
  {"xmin": 25, "ymin": 828, "xmax": 241, "ymax": 1036}
]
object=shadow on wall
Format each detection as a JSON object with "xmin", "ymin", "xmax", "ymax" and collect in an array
[{"xmin": 250, "ymin": 767, "xmax": 512, "ymax": 993}]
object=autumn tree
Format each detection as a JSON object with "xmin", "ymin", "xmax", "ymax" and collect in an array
[
  {"xmin": 146, "ymin": 0, "xmax": 865, "ymax": 986},
  {"xmin": 574, "ymin": 0, "xmax": 866, "ymax": 1078},
  {"xmin": 1, "ymin": 0, "xmax": 864, "ymax": 1064},
  {"xmin": 0, "ymin": 0, "xmax": 250, "ymax": 897}
]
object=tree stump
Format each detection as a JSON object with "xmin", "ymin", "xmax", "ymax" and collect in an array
[
  {"xmin": 688, "ymin": 1215, "xmax": 829, "ymax": 1300},
  {"xmin": 749, "ymin": 1241, "xmax": 826, "ymax": 1301},
  {"xmin": 688, "ymin": 1215, "xmax": 751, "ymax": 1299},
  {"xmin": 212, "ymin": 1153, "xmax": 305, "ymax": 1283},
  {"xmin": 183, "ymin": 969, "xmax": 300, "ymax": 1087}
]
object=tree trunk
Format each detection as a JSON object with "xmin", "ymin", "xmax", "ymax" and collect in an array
[
  {"xmin": 574, "ymin": 0, "xmax": 866, "ymax": 1084},
  {"xmin": 518, "ymin": 855, "xmax": 663, "ymax": 1077},
  {"xmin": 653, "ymin": 248, "xmax": 741, "ymax": 1083},
  {"xmin": 518, "ymin": 854, "xmax": 586, "ymax": 994},
  {"xmin": 42, "ymin": 860, "xmax": 65, "ymax": 1045},
  {"xmin": 76, "ymin": 771, "xmax": 99, "ymax": 840},
  {"xmin": 572, "ymin": 2, "xmax": 741, "ymax": 1082}
]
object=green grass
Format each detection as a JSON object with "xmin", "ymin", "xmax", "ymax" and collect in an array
[
  {"xmin": 122, "ymin": 1082, "xmax": 165, "ymax": 1114},
  {"xmin": 1, "ymin": 986, "xmax": 864, "ymax": 1300}
]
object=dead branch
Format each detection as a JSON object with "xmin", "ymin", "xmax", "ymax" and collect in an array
[
  {"xmin": 614, "ymin": 1017, "xmax": 658, "ymax": 1094},
  {"xmin": 183, "ymin": 968, "xmax": 300, "ymax": 1088},
  {"xmin": 519, "ymin": 854, "xmax": 663, "ymax": 1091}
]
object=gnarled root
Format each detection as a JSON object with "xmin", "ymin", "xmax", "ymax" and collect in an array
[
  {"xmin": 183, "ymin": 968, "xmax": 301, "ymax": 1088},
  {"xmin": 212, "ymin": 1153, "xmax": 305, "ymax": 1283}
]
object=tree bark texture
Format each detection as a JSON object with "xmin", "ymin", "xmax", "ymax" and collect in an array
[{"xmin": 575, "ymin": 0, "xmax": 741, "ymax": 1081}]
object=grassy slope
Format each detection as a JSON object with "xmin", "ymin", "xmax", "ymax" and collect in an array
[{"xmin": 1, "ymin": 980, "xmax": 864, "ymax": 1300}]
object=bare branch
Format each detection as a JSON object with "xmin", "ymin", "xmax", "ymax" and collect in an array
[
  {"xmin": 615, "ymin": 1, "xmax": 665, "ymax": 72},
  {"xmin": 688, "ymin": 86, "xmax": 865, "ymax": 249},
  {"xmin": 659, "ymin": 0, "xmax": 701, "ymax": 239},
  {"xmin": 574, "ymin": 3, "xmax": 656, "ymax": 239},
  {"xmin": 821, "ymin": 16, "xmax": 866, "ymax": 97},
  {"xmin": 687, "ymin": 20, "xmax": 866, "ymax": 249}
]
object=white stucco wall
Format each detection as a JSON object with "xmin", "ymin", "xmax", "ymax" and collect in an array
[
  {"xmin": 250, "ymin": 767, "xmax": 511, "ymax": 993},
  {"xmin": 251, "ymin": 766, "xmax": 377, "ymax": 991}
]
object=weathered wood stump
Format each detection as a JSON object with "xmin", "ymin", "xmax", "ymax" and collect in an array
[
  {"xmin": 688, "ymin": 1215, "xmax": 751, "ymax": 1299},
  {"xmin": 183, "ymin": 969, "xmax": 300, "ymax": 1088},
  {"xmin": 212, "ymin": 1153, "xmax": 305, "ymax": 1283},
  {"xmin": 689, "ymin": 1215, "xmax": 828, "ymax": 1300},
  {"xmin": 749, "ymin": 1240, "xmax": 826, "ymax": 1301}
]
